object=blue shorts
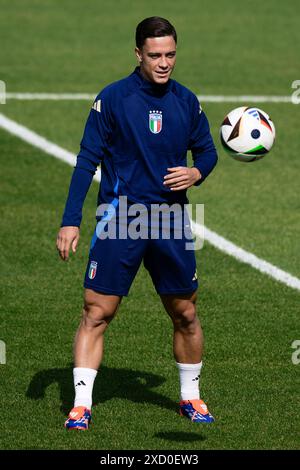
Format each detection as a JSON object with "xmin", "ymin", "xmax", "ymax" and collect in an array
[{"xmin": 84, "ymin": 220, "xmax": 198, "ymax": 296}]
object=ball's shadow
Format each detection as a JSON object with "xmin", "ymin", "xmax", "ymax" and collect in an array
[{"xmin": 156, "ymin": 431, "xmax": 206, "ymax": 443}]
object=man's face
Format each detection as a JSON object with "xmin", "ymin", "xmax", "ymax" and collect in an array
[{"xmin": 135, "ymin": 36, "xmax": 176, "ymax": 85}]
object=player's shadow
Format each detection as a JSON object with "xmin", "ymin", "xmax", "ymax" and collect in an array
[
  {"xmin": 26, "ymin": 365, "xmax": 205, "ymax": 443},
  {"xmin": 26, "ymin": 364, "xmax": 175, "ymax": 415}
]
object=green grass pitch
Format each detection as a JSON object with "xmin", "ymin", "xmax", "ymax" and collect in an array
[{"xmin": 0, "ymin": 0, "xmax": 299, "ymax": 450}]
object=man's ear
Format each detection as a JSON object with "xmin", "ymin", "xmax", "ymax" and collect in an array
[{"xmin": 135, "ymin": 47, "xmax": 142, "ymax": 63}]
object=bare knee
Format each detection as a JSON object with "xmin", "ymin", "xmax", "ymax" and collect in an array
[
  {"xmin": 172, "ymin": 301, "xmax": 199, "ymax": 332},
  {"xmin": 82, "ymin": 301, "xmax": 117, "ymax": 330},
  {"xmin": 81, "ymin": 289, "xmax": 121, "ymax": 331}
]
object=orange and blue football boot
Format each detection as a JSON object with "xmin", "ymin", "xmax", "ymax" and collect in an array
[
  {"xmin": 64, "ymin": 406, "xmax": 91, "ymax": 430},
  {"xmin": 179, "ymin": 399, "xmax": 214, "ymax": 423}
]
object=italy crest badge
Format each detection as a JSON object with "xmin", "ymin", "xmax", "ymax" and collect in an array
[{"xmin": 149, "ymin": 110, "xmax": 162, "ymax": 134}]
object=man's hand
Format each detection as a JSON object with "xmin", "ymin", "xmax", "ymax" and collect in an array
[
  {"xmin": 163, "ymin": 167, "xmax": 202, "ymax": 191},
  {"xmin": 56, "ymin": 226, "xmax": 80, "ymax": 261}
]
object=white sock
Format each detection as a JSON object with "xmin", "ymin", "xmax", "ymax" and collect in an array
[
  {"xmin": 176, "ymin": 362, "xmax": 202, "ymax": 401},
  {"xmin": 73, "ymin": 367, "xmax": 98, "ymax": 410}
]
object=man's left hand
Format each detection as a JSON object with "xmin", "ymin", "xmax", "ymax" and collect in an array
[{"xmin": 163, "ymin": 167, "xmax": 202, "ymax": 191}]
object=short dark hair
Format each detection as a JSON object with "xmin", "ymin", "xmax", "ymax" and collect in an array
[{"xmin": 135, "ymin": 17, "xmax": 177, "ymax": 49}]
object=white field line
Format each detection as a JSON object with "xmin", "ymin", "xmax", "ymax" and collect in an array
[
  {"xmin": 197, "ymin": 95, "xmax": 293, "ymax": 103},
  {"xmin": 191, "ymin": 222, "xmax": 300, "ymax": 291},
  {"xmin": 1, "ymin": 112, "xmax": 300, "ymax": 291},
  {"xmin": 5, "ymin": 93, "xmax": 96, "ymax": 100},
  {"xmin": 0, "ymin": 113, "xmax": 101, "ymax": 180},
  {"xmin": 4, "ymin": 92, "xmax": 293, "ymax": 103}
]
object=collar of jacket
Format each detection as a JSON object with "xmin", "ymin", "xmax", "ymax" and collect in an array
[{"xmin": 132, "ymin": 66, "xmax": 172, "ymax": 97}]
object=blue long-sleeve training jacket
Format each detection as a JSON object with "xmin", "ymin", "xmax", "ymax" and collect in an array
[{"xmin": 61, "ymin": 67, "xmax": 218, "ymax": 227}]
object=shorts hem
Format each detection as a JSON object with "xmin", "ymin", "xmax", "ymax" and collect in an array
[
  {"xmin": 84, "ymin": 282, "xmax": 129, "ymax": 296},
  {"xmin": 156, "ymin": 286, "xmax": 198, "ymax": 296}
]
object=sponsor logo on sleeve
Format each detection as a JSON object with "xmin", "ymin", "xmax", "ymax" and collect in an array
[{"xmin": 92, "ymin": 99, "xmax": 101, "ymax": 112}]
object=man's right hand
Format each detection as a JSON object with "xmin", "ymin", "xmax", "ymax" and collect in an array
[{"xmin": 56, "ymin": 226, "xmax": 80, "ymax": 261}]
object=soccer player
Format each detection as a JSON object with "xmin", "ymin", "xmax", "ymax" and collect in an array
[{"xmin": 57, "ymin": 16, "xmax": 218, "ymax": 430}]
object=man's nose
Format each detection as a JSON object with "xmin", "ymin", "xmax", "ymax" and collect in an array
[{"xmin": 158, "ymin": 56, "xmax": 168, "ymax": 68}]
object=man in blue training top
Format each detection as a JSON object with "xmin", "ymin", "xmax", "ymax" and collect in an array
[{"xmin": 57, "ymin": 16, "xmax": 218, "ymax": 430}]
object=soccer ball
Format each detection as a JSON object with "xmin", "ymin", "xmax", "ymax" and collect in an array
[{"xmin": 220, "ymin": 106, "xmax": 275, "ymax": 162}]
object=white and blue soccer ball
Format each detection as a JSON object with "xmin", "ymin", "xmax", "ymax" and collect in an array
[{"xmin": 220, "ymin": 106, "xmax": 275, "ymax": 162}]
